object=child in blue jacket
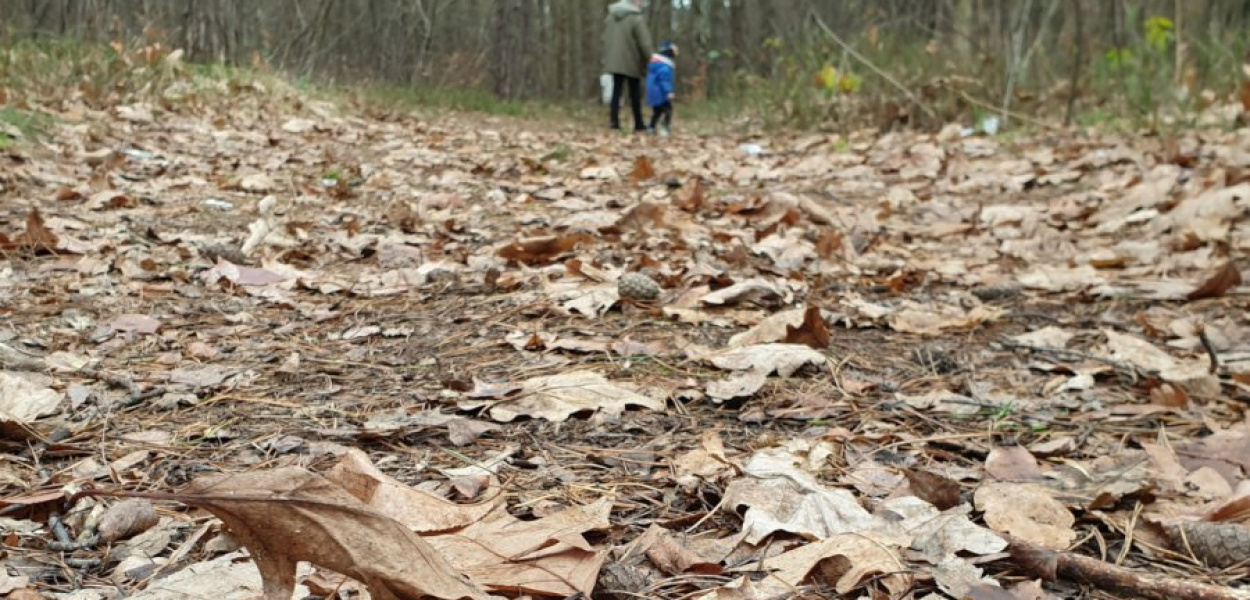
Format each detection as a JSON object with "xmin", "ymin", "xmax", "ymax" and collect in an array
[{"xmin": 646, "ymin": 42, "xmax": 678, "ymax": 137}]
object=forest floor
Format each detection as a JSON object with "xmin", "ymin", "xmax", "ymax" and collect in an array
[{"xmin": 1, "ymin": 75, "xmax": 1249, "ymax": 600}]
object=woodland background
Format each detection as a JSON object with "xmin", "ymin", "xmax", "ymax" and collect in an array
[{"xmin": 3, "ymin": 0, "xmax": 1250, "ymax": 127}]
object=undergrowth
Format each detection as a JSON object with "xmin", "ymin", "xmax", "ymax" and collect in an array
[{"xmin": 1, "ymin": 29, "xmax": 1244, "ymax": 138}]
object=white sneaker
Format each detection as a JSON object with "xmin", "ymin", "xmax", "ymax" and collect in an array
[{"xmin": 660, "ymin": 127, "xmax": 670, "ymax": 138}]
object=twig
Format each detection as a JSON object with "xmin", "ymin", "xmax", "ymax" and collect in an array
[
  {"xmin": 1008, "ymin": 537, "xmax": 1250, "ymax": 600},
  {"xmin": 75, "ymin": 367, "xmax": 164, "ymax": 406},
  {"xmin": 998, "ymin": 339, "xmax": 1141, "ymax": 383},
  {"xmin": 808, "ymin": 13, "xmax": 936, "ymax": 122},
  {"xmin": 1198, "ymin": 325, "xmax": 1219, "ymax": 374}
]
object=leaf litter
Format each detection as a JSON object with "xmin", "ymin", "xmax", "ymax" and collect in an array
[{"xmin": 0, "ymin": 65, "xmax": 1249, "ymax": 600}]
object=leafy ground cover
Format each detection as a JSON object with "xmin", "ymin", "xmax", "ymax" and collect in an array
[{"xmin": 1, "ymin": 56, "xmax": 1249, "ymax": 600}]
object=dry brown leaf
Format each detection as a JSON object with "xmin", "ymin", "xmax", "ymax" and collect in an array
[
  {"xmin": 1, "ymin": 208, "xmax": 60, "ymax": 252},
  {"xmin": 97, "ymin": 499, "xmax": 159, "ymax": 543},
  {"xmin": 630, "ymin": 155, "xmax": 655, "ymax": 182},
  {"xmin": 676, "ymin": 177, "xmax": 705, "ymax": 212},
  {"xmin": 723, "ymin": 446, "xmax": 892, "ymax": 544},
  {"xmin": 727, "ymin": 308, "xmax": 805, "ymax": 347},
  {"xmin": 1150, "ymin": 383, "xmax": 1190, "ymax": 408},
  {"xmin": 432, "ymin": 497, "xmax": 613, "ymax": 597},
  {"xmin": 1205, "ymin": 495, "xmax": 1250, "ymax": 523},
  {"xmin": 730, "ymin": 533, "xmax": 911, "ymax": 597},
  {"xmin": 963, "ymin": 583, "xmax": 1019, "ymax": 600},
  {"xmin": 1186, "ymin": 260, "xmax": 1242, "ymax": 301},
  {"xmin": 110, "ymin": 313, "xmax": 162, "ymax": 335},
  {"xmin": 903, "ymin": 469, "xmax": 962, "ymax": 511},
  {"xmin": 672, "ymin": 430, "xmax": 736, "ymax": 487},
  {"xmin": 700, "ymin": 279, "xmax": 784, "ymax": 306},
  {"xmin": 326, "ymin": 448, "xmax": 503, "ymax": 533},
  {"xmin": 497, "ymin": 233, "xmax": 591, "ymax": 265},
  {"xmin": 975, "ymin": 482, "xmax": 1076, "ymax": 550},
  {"xmin": 614, "ymin": 202, "xmax": 668, "ymax": 230},
  {"xmin": 635, "ymin": 525, "xmax": 722, "ymax": 575},
  {"xmin": 985, "ymin": 446, "xmax": 1045, "ymax": 481},
  {"xmin": 0, "ymin": 373, "xmax": 62, "ymax": 441},
  {"xmin": 91, "ymin": 468, "xmax": 494, "ymax": 600},
  {"xmin": 783, "ymin": 305, "xmax": 831, "ymax": 349},
  {"xmin": 460, "ymin": 370, "xmax": 664, "ymax": 422}
]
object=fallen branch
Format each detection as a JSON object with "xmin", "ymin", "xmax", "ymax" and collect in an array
[{"xmin": 1008, "ymin": 537, "xmax": 1250, "ymax": 600}]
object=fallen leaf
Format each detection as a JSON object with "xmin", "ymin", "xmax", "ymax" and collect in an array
[
  {"xmin": 326, "ymin": 449, "xmax": 502, "ymax": 532},
  {"xmin": 700, "ymin": 279, "xmax": 784, "ymax": 307},
  {"xmin": 97, "ymin": 499, "xmax": 159, "ymax": 543},
  {"xmin": 635, "ymin": 525, "xmax": 722, "ymax": 575},
  {"xmin": 1186, "ymin": 260, "xmax": 1242, "ymax": 301},
  {"xmin": 462, "ymin": 370, "xmax": 663, "ymax": 422},
  {"xmin": 110, "ymin": 314, "xmax": 162, "ymax": 335},
  {"xmin": 985, "ymin": 446, "xmax": 1045, "ymax": 481},
  {"xmin": 974, "ymin": 482, "xmax": 1075, "ymax": 550},
  {"xmin": 97, "ymin": 468, "xmax": 494, "ymax": 600},
  {"xmin": 723, "ymin": 447, "xmax": 892, "ymax": 544},
  {"xmin": 0, "ymin": 208, "xmax": 59, "ymax": 252},
  {"xmin": 630, "ymin": 155, "xmax": 656, "ymax": 182},
  {"xmin": 0, "ymin": 373, "xmax": 62, "ymax": 440},
  {"xmin": 497, "ymin": 234, "xmax": 591, "ymax": 265},
  {"xmin": 903, "ymin": 469, "xmax": 962, "ymax": 510},
  {"xmin": 783, "ymin": 305, "xmax": 831, "ymax": 349},
  {"xmin": 676, "ymin": 178, "xmax": 705, "ymax": 212},
  {"xmin": 432, "ymin": 497, "xmax": 613, "ymax": 596},
  {"xmin": 702, "ymin": 343, "xmax": 828, "ymax": 401}
]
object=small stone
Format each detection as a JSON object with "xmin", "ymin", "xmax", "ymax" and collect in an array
[
  {"xmin": 972, "ymin": 284, "xmax": 1022, "ymax": 302},
  {"xmin": 618, "ymin": 272, "xmax": 661, "ymax": 301}
]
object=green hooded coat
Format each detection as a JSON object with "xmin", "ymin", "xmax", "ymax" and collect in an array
[{"xmin": 603, "ymin": 1, "xmax": 654, "ymax": 79}]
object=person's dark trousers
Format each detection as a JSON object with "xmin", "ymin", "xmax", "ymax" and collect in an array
[
  {"xmin": 649, "ymin": 103, "xmax": 673, "ymax": 130},
  {"xmin": 609, "ymin": 73, "xmax": 645, "ymax": 132}
]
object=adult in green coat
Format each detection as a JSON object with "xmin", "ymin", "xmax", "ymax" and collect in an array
[{"xmin": 603, "ymin": 0, "xmax": 653, "ymax": 132}]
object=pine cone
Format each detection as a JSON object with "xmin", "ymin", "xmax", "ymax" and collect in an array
[{"xmin": 618, "ymin": 272, "xmax": 661, "ymax": 301}]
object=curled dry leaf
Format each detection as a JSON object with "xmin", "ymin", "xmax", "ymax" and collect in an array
[
  {"xmin": 97, "ymin": 499, "xmax": 159, "ymax": 543},
  {"xmin": 91, "ymin": 468, "xmax": 495, "ymax": 600},
  {"xmin": 1186, "ymin": 260, "xmax": 1242, "ymax": 301},
  {"xmin": 497, "ymin": 233, "xmax": 591, "ymax": 265},
  {"xmin": 783, "ymin": 305, "xmax": 831, "ymax": 349},
  {"xmin": 635, "ymin": 525, "xmax": 723, "ymax": 576},
  {"xmin": 0, "ymin": 208, "xmax": 60, "ymax": 253}
]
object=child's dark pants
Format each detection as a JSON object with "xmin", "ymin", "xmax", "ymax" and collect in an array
[{"xmin": 650, "ymin": 103, "xmax": 673, "ymax": 131}]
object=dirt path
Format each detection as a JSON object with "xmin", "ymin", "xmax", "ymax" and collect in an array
[{"xmin": 1, "ymin": 89, "xmax": 1248, "ymax": 599}]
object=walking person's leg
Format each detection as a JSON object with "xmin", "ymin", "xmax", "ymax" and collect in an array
[
  {"xmin": 649, "ymin": 104, "xmax": 662, "ymax": 132},
  {"xmin": 628, "ymin": 77, "xmax": 646, "ymax": 132},
  {"xmin": 609, "ymin": 74, "xmax": 626, "ymax": 130},
  {"xmin": 658, "ymin": 104, "xmax": 673, "ymax": 136}
]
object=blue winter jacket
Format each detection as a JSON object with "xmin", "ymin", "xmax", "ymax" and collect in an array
[{"xmin": 646, "ymin": 54, "xmax": 675, "ymax": 108}]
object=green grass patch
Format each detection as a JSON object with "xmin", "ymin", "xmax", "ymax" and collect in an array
[
  {"xmin": 0, "ymin": 106, "xmax": 52, "ymax": 147},
  {"xmin": 342, "ymin": 82, "xmax": 574, "ymax": 120}
]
